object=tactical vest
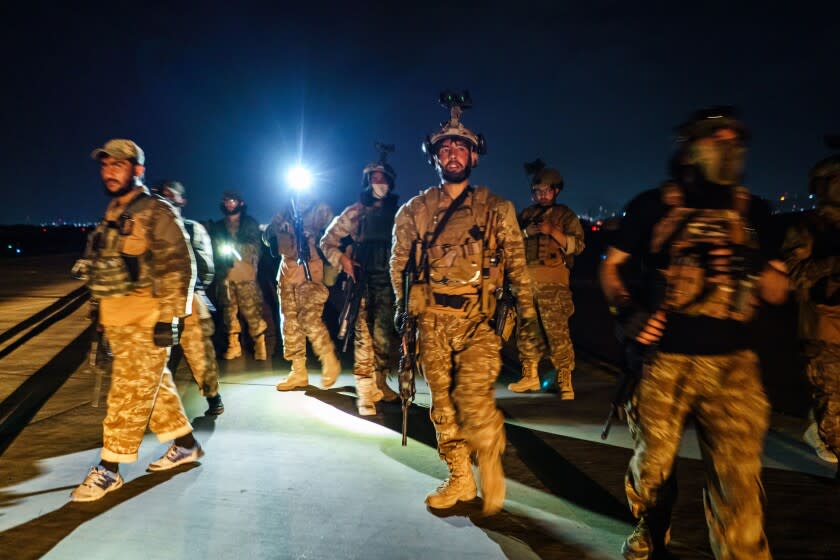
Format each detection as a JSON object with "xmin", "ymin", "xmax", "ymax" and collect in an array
[
  {"xmin": 411, "ymin": 186, "xmax": 503, "ymax": 317},
  {"xmin": 357, "ymin": 204, "xmax": 395, "ymax": 275},
  {"xmin": 522, "ymin": 204, "xmax": 573, "ymax": 284},
  {"xmin": 88, "ymin": 193, "xmax": 154, "ymax": 300},
  {"xmin": 650, "ymin": 182, "xmax": 760, "ymax": 323}
]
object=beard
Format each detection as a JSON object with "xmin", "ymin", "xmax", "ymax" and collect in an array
[
  {"xmin": 102, "ymin": 177, "xmax": 135, "ymax": 198},
  {"xmin": 438, "ymin": 160, "xmax": 472, "ymax": 183}
]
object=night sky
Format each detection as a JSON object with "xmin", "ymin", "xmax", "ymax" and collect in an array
[{"xmin": 2, "ymin": 1, "xmax": 838, "ymax": 225}]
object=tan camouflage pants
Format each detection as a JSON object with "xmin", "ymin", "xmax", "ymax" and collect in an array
[
  {"xmin": 278, "ymin": 277, "xmax": 335, "ymax": 362},
  {"xmin": 354, "ymin": 276, "xmax": 397, "ymax": 397},
  {"xmin": 517, "ymin": 282, "xmax": 574, "ymax": 375},
  {"xmin": 180, "ymin": 295, "xmax": 219, "ymax": 397},
  {"xmin": 101, "ymin": 325, "xmax": 193, "ymax": 463},
  {"xmin": 626, "ymin": 349, "xmax": 771, "ymax": 560},
  {"xmin": 807, "ymin": 343, "xmax": 840, "ymax": 453},
  {"xmin": 418, "ymin": 312, "xmax": 505, "ymax": 464},
  {"xmin": 220, "ymin": 279, "xmax": 267, "ymax": 338}
]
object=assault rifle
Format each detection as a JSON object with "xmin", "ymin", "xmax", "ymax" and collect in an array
[
  {"xmin": 601, "ymin": 341, "xmax": 645, "ymax": 440},
  {"xmin": 291, "ymin": 197, "xmax": 312, "ymax": 281},
  {"xmin": 336, "ymin": 244, "xmax": 367, "ymax": 353},
  {"xmin": 398, "ymin": 240, "xmax": 420, "ymax": 446}
]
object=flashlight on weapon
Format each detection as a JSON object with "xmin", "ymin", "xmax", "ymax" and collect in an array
[{"xmin": 220, "ymin": 243, "xmax": 242, "ymax": 261}]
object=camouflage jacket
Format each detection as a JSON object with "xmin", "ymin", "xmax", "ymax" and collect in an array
[
  {"xmin": 266, "ymin": 201, "xmax": 334, "ymax": 284},
  {"xmin": 94, "ymin": 187, "xmax": 195, "ymax": 327},
  {"xmin": 519, "ymin": 203, "xmax": 585, "ymax": 284},
  {"xmin": 390, "ymin": 185, "xmax": 535, "ymax": 320},
  {"xmin": 782, "ymin": 205, "xmax": 840, "ymax": 345}
]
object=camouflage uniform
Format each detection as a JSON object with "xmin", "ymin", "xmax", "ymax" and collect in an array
[
  {"xmin": 515, "ymin": 203, "xmax": 585, "ymax": 396},
  {"xmin": 391, "ymin": 185, "xmax": 536, "ymax": 514},
  {"xmin": 208, "ymin": 212, "xmax": 268, "ymax": 358},
  {"xmin": 266, "ymin": 201, "xmax": 340, "ymax": 388},
  {"xmin": 783, "ymin": 204, "xmax": 840, "ymax": 458},
  {"xmin": 178, "ymin": 219, "xmax": 219, "ymax": 397},
  {"xmin": 605, "ymin": 181, "xmax": 777, "ymax": 560},
  {"xmin": 320, "ymin": 194, "xmax": 400, "ymax": 412},
  {"xmin": 90, "ymin": 187, "xmax": 196, "ymax": 462}
]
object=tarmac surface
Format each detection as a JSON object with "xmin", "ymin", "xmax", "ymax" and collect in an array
[{"xmin": 0, "ymin": 254, "xmax": 837, "ymax": 560}]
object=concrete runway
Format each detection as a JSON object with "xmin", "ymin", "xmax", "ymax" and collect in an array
[{"xmin": 0, "ymin": 255, "xmax": 837, "ymax": 559}]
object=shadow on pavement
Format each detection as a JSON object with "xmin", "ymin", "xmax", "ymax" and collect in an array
[{"xmin": 0, "ymin": 464, "xmax": 200, "ymax": 560}]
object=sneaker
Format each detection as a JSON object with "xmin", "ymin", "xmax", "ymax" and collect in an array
[
  {"xmin": 70, "ymin": 465, "xmax": 124, "ymax": 502},
  {"xmin": 804, "ymin": 423, "xmax": 839, "ymax": 463},
  {"xmin": 205, "ymin": 394, "xmax": 224, "ymax": 416},
  {"xmin": 147, "ymin": 442, "xmax": 205, "ymax": 472}
]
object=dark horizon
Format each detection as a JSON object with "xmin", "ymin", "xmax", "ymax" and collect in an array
[{"xmin": 2, "ymin": 1, "xmax": 838, "ymax": 225}]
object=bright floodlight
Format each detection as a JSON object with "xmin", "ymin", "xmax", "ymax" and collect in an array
[{"xmin": 286, "ymin": 165, "xmax": 313, "ymax": 192}]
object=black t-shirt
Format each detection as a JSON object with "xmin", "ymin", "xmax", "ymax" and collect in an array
[{"xmin": 613, "ymin": 182, "xmax": 780, "ymax": 355}]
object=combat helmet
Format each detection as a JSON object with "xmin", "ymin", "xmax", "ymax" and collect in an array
[
  {"xmin": 422, "ymin": 90, "xmax": 487, "ymax": 167},
  {"xmin": 675, "ymin": 105, "xmax": 749, "ymax": 144},
  {"xmin": 524, "ymin": 158, "xmax": 564, "ymax": 191},
  {"xmin": 361, "ymin": 142, "xmax": 397, "ymax": 188}
]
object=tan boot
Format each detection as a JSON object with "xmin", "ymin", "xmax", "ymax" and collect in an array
[
  {"xmin": 222, "ymin": 334, "xmax": 241, "ymax": 360},
  {"xmin": 477, "ymin": 439, "xmax": 506, "ymax": 516},
  {"xmin": 375, "ymin": 369, "xmax": 399, "ymax": 402},
  {"xmin": 508, "ymin": 360, "xmax": 541, "ymax": 392},
  {"xmin": 557, "ymin": 369, "xmax": 575, "ymax": 400},
  {"xmin": 276, "ymin": 358, "xmax": 309, "ymax": 391},
  {"xmin": 253, "ymin": 334, "xmax": 267, "ymax": 361},
  {"xmin": 356, "ymin": 376, "xmax": 378, "ymax": 416},
  {"xmin": 425, "ymin": 453, "xmax": 477, "ymax": 509},
  {"xmin": 320, "ymin": 351, "xmax": 341, "ymax": 389}
]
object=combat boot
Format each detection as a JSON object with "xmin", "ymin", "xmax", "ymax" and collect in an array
[
  {"xmin": 253, "ymin": 334, "xmax": 267, "ymax": 361},
  {"xmin": 222, "ymin": 334, "xmax": 241, "ymax": 360},
  {"xmin": 556, "ymin": 369, "xmax": 575, "ymax": 400},
  {"xmin": 508, "ymin": 360, "xmax": 541, "ymax": 392},
  {"xmin": 320, "ymin": 351, "xmax": 341, "ymax": 389},
  {"xmin": 621, "ymin": 515, "xmax": 672, "ymax": 560},
  {"xmin": 425, "ymin": 453, "xmax": 477, "ymax": 509},
  {"xmin": 356, "ymin": 377, "xmax": 378, "ymax": 416},
  {"xmin": 477, "ymin": 439, "xmax": 506, "ymax": 515},
  {"xmin": 376, "ymin": 369, "xmax": 399, "ymax": 402},
  {"xmin": 276, "ymin": 358, "xmax": 309, "ymax": 391},
  {"xmin": 804, "ymin": 423, "xmax": 839, "ymax": 464}
]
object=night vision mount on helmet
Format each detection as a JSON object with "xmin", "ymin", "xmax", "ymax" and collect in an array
[
  {"xmin": 422, "ymin": 90, "xmax": 487, "ymax": 166},
  {"xmin": 362, "ymin": 142, "xmax": 397, "ymax": 187}
]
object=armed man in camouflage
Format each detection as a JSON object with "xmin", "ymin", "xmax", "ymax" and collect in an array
[
  {"xmin": 782, "ymin": 141, "xmax": 840, "ymax": 465},
  {"xmin": 320, "ymin": 145, "xmax": 400, "ymax": 415},
  {"xmin": 154, "ymin": 180, "xmax": 224, "ymax": 416},
  {"xmin": 265, "ymin": 191, "xmax": 341, "ymax": 391},
  {"xmin": 600, "ymin": 108, "xmax": 789, "ymax": 559},
  {"xmin": 391, "ymin": 91, "xmax": 536, "ymax": 516},
  {"xmin": 71, "ymin": 139, "xmax": 203, "ymax": 502},
  {"xmin": 207, "ymin": 190, "xmax": 268, "ymax": 361},
  {"xmin": 509, "ymin": 159, "xmax": 585, "ymax": 398}
]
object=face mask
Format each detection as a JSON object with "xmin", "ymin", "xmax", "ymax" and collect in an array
[
  {"xmin": 371, "ymin": 183, "xmax": 389, "ymax": 199},
  {"xmin": 689, "ymin": 138, "xmax": 746, "ymax": 185}
]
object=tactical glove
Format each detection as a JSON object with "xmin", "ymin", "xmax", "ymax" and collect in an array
[{"xmin": 153, "ymin": 318, "xmax": 185, "ymax": 347}]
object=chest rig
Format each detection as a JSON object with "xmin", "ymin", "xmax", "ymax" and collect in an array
[
  {"xmin": 522, "ymin": 205, "xmax": 567, "ymax": 268},
  {"xmin": 87, "ymin": 193, "xmax": 154, "ymax": 300},
  {"xmin": 356, "ymin": 204, "xmax": 396, "ymax": 275},
  {"xmin": 651, "ymin": 182, "xmax": 760, "ymax": 322},
  {"xmin": 412, "ymin": 186, "xmax": 503, "ymax": 316}
]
